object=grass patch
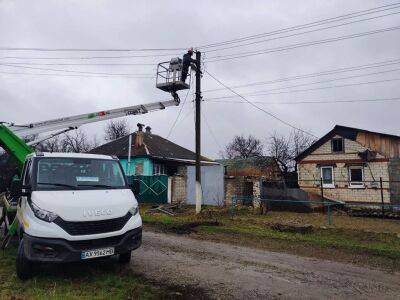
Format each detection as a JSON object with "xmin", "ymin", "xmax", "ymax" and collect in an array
[
  {"xmin": 0, "ymin": 245, "xmax": 200, "ymax": 299},
  {"xmin": 142, "ymin": 204, "xmax": 400, "ymax": 270}
]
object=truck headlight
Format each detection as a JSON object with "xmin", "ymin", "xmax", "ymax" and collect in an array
[
  {"xmin": 129, "ymin": 205, "xmax": 139, "ymax": 216},
  {"xmin": 30, "ymin": 202, "xmax": 58, "ymax": 223}
]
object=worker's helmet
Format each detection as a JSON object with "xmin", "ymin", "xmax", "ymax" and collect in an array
[{"xmin": 188, "ymin": 47, "xmax": 194, "ymax": 54}]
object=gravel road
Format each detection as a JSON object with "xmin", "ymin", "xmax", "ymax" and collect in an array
[{"xmin": 131, "ymin": 230, "xmax": 400, "ymax": 299}]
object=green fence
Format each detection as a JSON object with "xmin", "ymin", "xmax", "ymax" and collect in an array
[{"xmin": 127, "ymin": 175, "xmax": 168, "ymax": 204}]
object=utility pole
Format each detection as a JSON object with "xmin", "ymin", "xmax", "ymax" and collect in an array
[{"xmin": 195, "ymin": 50, "xmax": 202, "ymax": 214}]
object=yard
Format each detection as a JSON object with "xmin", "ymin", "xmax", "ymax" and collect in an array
[
  {"xmin": 0, "ymin": 243, "xmax": 202, "ymax": 299},
  {"xmin": 2, "ymin": 205, "xmax": 400, "ymax": 299},
  {"xmin": 142, "ymin": 204, "xmax": 400, "ymax": 271}
]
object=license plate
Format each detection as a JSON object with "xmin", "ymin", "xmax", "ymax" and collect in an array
[{"xmin": 81, "ymin": 247, "xmax": 115, "ymax": 260}]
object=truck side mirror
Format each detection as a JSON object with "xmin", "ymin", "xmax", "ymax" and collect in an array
[{"xmin": 130, "ymin": 180, "xmax": 140, "ymax": 195}]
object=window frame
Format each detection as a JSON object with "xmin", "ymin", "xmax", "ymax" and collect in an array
[
  {"xmin": 320, "ymin": 166, "xmax": 335, "ymax": 188},
  {"xmin": 32, "ymin": 157, "xmax": 128, "ymax": 191},
  {"xmin": 348, "ymin": 165, "xmax": 364, "ymax": 188},
  {"xmin": 331, "ymin": 137, "xmax": 344, "ymax": 153},
  {"xmin": 153, "ymin": 163, "xmax": 166, "ymax": 175},
  {"xmin": 22, "ymin": 159, "xmax": 33, "ymax": 186}
]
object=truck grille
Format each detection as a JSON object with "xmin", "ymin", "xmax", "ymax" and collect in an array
[
  {"xmin": 69, "ymin": 234, "xmax": 125, "ymax": 250},
  {"xmin": 67, "ymin": 228, "xmax": 141, "ymax": 250},
  {"xmin": 54, "ymin": 212, "xmax": 132, "ymax": 236}
]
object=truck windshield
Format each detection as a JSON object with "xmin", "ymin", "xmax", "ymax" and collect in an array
[{"xmin": 35, "ymin": 157, "xmax": 127, "ymax": 190}]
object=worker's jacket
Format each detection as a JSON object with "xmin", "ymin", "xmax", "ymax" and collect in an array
[{"xmin": 182, "ymin": 53, "xmax": 196, "ymax": 69}]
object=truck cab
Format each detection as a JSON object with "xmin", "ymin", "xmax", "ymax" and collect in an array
[{"xmin": 13, "ymin": 152, "xmax": 142, "ymax": 279}]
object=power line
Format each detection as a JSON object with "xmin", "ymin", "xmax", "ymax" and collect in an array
[
  {"xmin": 227, "ymin": 67, "xmax": 400, "ymax": 96},
  {"xmin": 0, "ymin": 46, "xmax": 186, "ymax": 52},
  {"xmin": 203, "ymin": 58, "xmax": 400, "ymax": 93},
  {"xmin": 198, "ymin": 2, "xmax": 400, "ymax": 49},
  {"xmin": 0, "ymin": 62, "xmax": 158, "ymax": 66},
  {"xmin": 205, "ymin": 26, "xmax": 400, "ymax": 62},
  {"xmin": 0, "ymin": 53, "xmax": 178, "ymax": 61},
  {"xmin": 205, "ymin": 70, "xmax": 316, "ymax": 137},
  {"xmin": 204, "ymin": 10, "xmax": 400, "ymax": 53},
  {"xmin": 0, "ymin": 70, "xmax": 153, "ymax": 79},
  {"xmin": 205, "ymin": 96, "xmax": 400, "ymax": 105},
  {"xmin": 2, "ymin": 3, "xmax": 399, "ymax": 56},
  {"xmin": 167, "ymin": 76, "xmax": 193, "ymax": 138},
  {"xmin": 0, "ymin": 63, "xmax": 155, "ymax": 77},
  {"xmin": 168, "ymin": 105, "xmax": 195, "ymax": 138},
  {"xmin": 201, "ymin": 110, "xmax": 224, "ymax": 153},
  {"xmin": 205, "ymin": 77, "xmax": 400, "ymax": 100}
]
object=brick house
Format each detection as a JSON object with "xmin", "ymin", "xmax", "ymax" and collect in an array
[
  {"xmin": 217, "ymin": 156, "xmax": 283, "ymax": 204},
  {"xmin": 295, "ymin": 125, "xmax": 400, "ymax": 205},
  {"xmin": 90, "ymin": 124, "xmax": 222, "ymax": 204}
]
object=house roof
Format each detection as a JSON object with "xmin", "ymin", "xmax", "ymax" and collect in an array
[
  {"xmin": 295, "ymin": 125, "xmax": 400, "ymax": 162},
  {"xmin": 216, "ymin": 156, "xmax": 278, "ymax": 176},
  {"xmin": 90, "ymin": 131, "xmax": 214, "ymax": 163}
]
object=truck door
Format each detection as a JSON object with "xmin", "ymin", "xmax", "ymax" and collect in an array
[{"xmin": 18, "ymin": 158, "xmax": 32, "ymax": 225}]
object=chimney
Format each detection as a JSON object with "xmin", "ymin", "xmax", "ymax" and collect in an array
[
  {"xmin": 135, "ymin": 123, "xmax": 145, "ymax": 147},
  {"xmin": 145, "ymin": 126, "xmax": 152, "ymax": 134}
]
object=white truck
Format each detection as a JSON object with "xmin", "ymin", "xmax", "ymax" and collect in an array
[
  {"xmin": 0, "ymin": 70, "xmax": 186, "ymax": 280},
  {"xmin": 11, "ymin": 152, "xmax": 142, "ymax": 279}
]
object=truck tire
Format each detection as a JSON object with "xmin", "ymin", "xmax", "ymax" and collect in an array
[
  {"xmin": 16, "ymin": 238, "xmax": 33, "ymax": 280},
  {"xmin": 118, "ymin": 251, "xmax": 132, "ymax": 264}
]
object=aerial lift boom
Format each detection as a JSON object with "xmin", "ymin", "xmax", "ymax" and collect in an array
[{"xmin": 0, "ymin": 97, "xmax": 179, "ymax": 169}]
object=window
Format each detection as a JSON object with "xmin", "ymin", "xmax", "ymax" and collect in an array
[
  {"xmin": 348, "ymin": 166, "xmax": 364, "ymax": 188},
  {"xmin": 331, "ymin": 138, "xmax": 344, "ymax": 153},
  {"xmin": 153, "ymin": 163, "xmax": 165, "ymax": 175},
  {"xmin": 35, "ymin": 158, "xmax": 127, "ymax": 190},
  {"xmin": 321, "ymin": 166, "xmax": 334, "ymax": 188},
  {"xmin": 23, "ymin": 160, "xmax": 32, "ymax": 186},
  {"xmin": 135, "ymin": 162, "xmax": 143, "ymax": 175}
]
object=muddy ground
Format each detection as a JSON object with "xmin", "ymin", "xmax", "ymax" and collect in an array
[{"xmin": 131, "ymin": 230, "xmax": 400, "ymax": 300}]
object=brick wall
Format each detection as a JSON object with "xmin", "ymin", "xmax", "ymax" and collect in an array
[
  {"xmin": 170, "ymin": 166, "xmax": 187, "ymax": 204},
  {"xmin": 298, "ymin": 137, "xmax": 390, "ymax": 203},
  {"xmin": 224, "ymin": 177, "xmax": 246, "ymax": 205}
]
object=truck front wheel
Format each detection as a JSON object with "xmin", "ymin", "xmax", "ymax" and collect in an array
[
  {"xmin": 16, "ymin": 238, "xmax": 33, "ymax": 280},
  {"xmin": 118, "ymin": 251, "xmax": 132, "ymax": 264}
]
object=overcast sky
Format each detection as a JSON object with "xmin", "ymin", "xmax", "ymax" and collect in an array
[{"xmin": 1, "ymin": 0, "xmax": 400, "ymax": 159}]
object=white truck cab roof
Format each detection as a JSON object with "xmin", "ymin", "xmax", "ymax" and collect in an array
[{"xmin": 26, "ymin": 152, "xmax": 116, "ymax": 160}]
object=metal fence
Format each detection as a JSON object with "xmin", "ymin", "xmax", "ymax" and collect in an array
[
  {"xmin": 230, "ymin": 195, "xmax": 400, "ymax": 225},
  {"xmin": 229, "ymin": 176, "xmax": 400, "ymax": 224},
  {"xmin": 261, "ymin": 177, "xmax": 400, "ymax": 206}
]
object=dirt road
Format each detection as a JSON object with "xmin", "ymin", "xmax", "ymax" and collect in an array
[{"xmin": 131, "ymin": 231, "xmax": 400, "ymax": 299}]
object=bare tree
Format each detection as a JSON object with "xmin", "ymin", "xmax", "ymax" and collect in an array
[
  {"xmin": 268, "ymin": 132, "xmax": 292, "ymax": 175},
  {"xmin": 104, "ymin": 119, "xmax": 129, "ymax": 141},
  {"xmin": 223, "ymin": 135, "xmax": 264, "ymax": 159},
  {"xmin": 36, "ymin": 136, "xmax": 62, "ymax": 152},
  {"xmin": 91, "ymin": 135, "xmax": 100, "ymax": 149},
  {"xmin": 267, "ymin": 130, "xmax": 314, "ymax": 175},
  {"xmin": 61, "ymin": 129, "xmax": 93, "ymax": 153},
  {"xmin": 292, "ymin": 130, "xmax": 315, "ymax": 158}
]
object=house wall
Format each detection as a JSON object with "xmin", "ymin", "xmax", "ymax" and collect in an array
[
  {"xmin": 223, "ymin": 163, "xmax": 283, "ymax": 206},
  {"xmin": 224, "ymin": 177, "xmax": 246, "ymax": 205},
  {"xmin": 298, "ymin": 136, "xmax": 391, "ymax": 203},
  {"xmin": 186, "ymin": 165, "xmax": 225, "ymax": 206},
  {"xmin": 119, "ymin": 157, "xmax": 153, "ymax": 176},
  {"xmin": 170, "ymin": 166, "xmax": 187, "ymax": 204}
]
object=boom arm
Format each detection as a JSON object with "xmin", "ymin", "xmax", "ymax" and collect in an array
[
  {"xmin": 0, "ymin": 125, "xmax": 33, "ymax": 170},
  {"xmin": 0, "ymin": 97, "xmax": 179, "ymax": 168}
]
